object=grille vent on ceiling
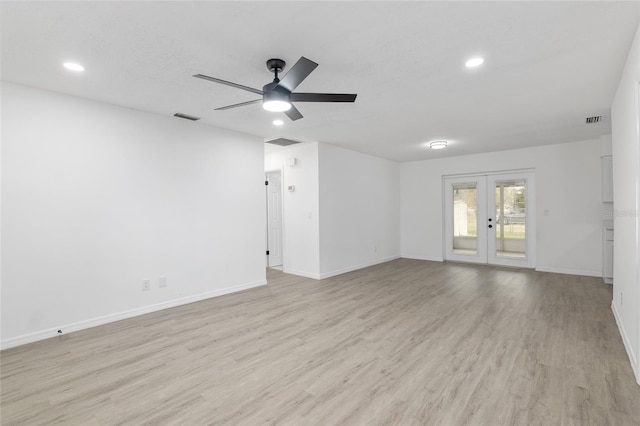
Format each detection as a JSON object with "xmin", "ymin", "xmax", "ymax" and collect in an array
[
  {"xmin": 266, "ymin": 138, "xmax": 301, "ymax": 146},
  {"xmin": 173, "ymin": 112, "xmax": 200, "ymax": 121},
  {"xmin": 585, "ymin": 115, "xmax": 603, "ymax": 124}
]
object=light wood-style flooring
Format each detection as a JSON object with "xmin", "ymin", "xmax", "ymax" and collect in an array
[{"xmin": 2, "ymin": 259, "xmax": 639, "ymax": 425}]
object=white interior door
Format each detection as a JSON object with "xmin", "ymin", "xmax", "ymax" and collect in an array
[
  {"xmin": 266, "ymin": 171, "xmax": 283, "ymax": 267},
  {"xmin": 444, "ymin": 171, "xmax": 535, "ymax": 268}
]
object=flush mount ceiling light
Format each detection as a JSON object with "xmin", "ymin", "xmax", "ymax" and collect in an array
[
  {"xmin": 429, "ymin": 140, "xmax": 448, "ymax": 150},
  {"xmin": 465, "ymin": 57, "xmax": 484, "ymax": 68},
  {"xmin": 63, "ymin": 62, "xmax": 85, "ymax": 72},
  {"xmin": 272, "ymin": 119, "xmax": 284, "ymax": 126}
]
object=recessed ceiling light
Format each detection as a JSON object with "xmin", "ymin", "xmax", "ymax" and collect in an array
[
  {"xmin": 465, "ymin": 57, "xmax": 484, "ymax": 68},
  {"xmin": 63, "ymin": 62, "xmax": 85, "ymax": 72},
  {"xmin": 273, "ymin": 119, "xmax": 284, "ymax": 126},
  {"xmin": 429, "ymin": 140, "xmax": 448, "ymax": 150}
]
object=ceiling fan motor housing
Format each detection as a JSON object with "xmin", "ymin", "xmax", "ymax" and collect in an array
[
  {"xmin": 264, "ymin": 59, "xmax": 291, "ymax": 106},
  {"xmin": 263, "ymin": 82, "xmax": 290, "ymax": 96}
]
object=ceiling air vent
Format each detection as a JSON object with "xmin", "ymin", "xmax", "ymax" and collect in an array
[
  {"xmin": 173, "ymin": 112, "xmax": 200, "ymax": 121},
  {"xmin": 265, "ymin": 138, "xmax": 301, "ymax": 146},
  {"xmin": 585, "ymin": 115, "xmax": 603, "ymax": 124}
]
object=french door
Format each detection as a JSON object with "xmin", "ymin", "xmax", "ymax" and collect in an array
[{"xmin": 444, "ymin": 171, "xmax": 535, "ymax": 268}]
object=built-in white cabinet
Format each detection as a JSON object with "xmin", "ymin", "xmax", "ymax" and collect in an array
[{"xmin": 601, "ymin": 155, "xmax": 613, "ymax": 202}]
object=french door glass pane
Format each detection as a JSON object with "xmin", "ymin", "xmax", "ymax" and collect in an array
[
  {"xmin": 452, "ymin": 183, "xmax": 478, "ymax": 255},
  {"xmin": 495, "ymin": 179, "xmax": 526, "ymax": 258}
]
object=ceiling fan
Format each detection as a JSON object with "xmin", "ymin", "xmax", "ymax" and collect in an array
[{"xmin": 193, "ymin": 57, "xmax": 357, "ymax": 121}]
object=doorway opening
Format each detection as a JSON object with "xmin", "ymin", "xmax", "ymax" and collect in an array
[
  {"xmin": 444, "ymin": 170, "xmax": 536, "ymax": 268},
  {"xmin": 266, "ymin": 170, "xmax": 283, "ymax": 269}
]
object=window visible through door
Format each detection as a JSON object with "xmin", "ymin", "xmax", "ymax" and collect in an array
[
  {"xmin": 494, "ymin": 179, "xmax": 526, "ymax": 259},
  {"xmin": 444, "ymin": 171, "xmax": 535, "ymax": 268}
]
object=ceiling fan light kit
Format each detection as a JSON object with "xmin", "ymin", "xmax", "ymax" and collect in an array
[
  {"xmin": 263, "ymin": 90, "xmax": 292, "ymax": 112},
  {"xmin": 193, "ymin": 56, "xmax": 357, "ymax": 121}
]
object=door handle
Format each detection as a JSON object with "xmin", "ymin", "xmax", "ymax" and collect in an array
[{"xmin": 488, "ymin": 224, "xmax": 493, "ymax": 229}]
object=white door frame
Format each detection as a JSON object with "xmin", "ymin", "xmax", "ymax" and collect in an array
[
  {"xmin": 487, "ymin": 171, "xmax": 536, "ymax": 268},
  {"xmin": 443, "ymin": 169, "xmax": 536, "ymax": 268},
  {"xmin": 265, "ymin": 168, "xmax": 284, "ymax": 267},
  {"xmin": 443, "ymin": 175, "xmax": 488, "ymax": 264}
]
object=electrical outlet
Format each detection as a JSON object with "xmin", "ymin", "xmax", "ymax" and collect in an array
[
  {"xmin": 142, "ymin": 279, "xmax": 151, "ymax": 291},
  {"xmin": 159, "ymin": 276, "xmax": 167, "ymax": 288}
]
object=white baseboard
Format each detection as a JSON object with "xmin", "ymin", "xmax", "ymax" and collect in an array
[
  {"xmin": 0, "ymin": 279, "xmax": 267, "ymax": 351},
  {"xmin": 282, "ymin": 268, "xmax": 321, "ymax": 280},
  {"xmin": 318, "ymin": 255, "xmax": 401, "ymax": 280},
  {"xmin": 400, "ymin": 254, "xmax": 444, "ymax": 262},
  {"xmin": 535, "ymin": 266, "xmax": 601, "ymax": 277},
  {"xmin": 611, "ymin": 301, "xmax": 639, "ymax": 385}
]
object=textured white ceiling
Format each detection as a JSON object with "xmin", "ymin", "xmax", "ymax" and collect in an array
[{"xmin": 1, "ymin": 1, "xmax": 638, "ymax": 161}]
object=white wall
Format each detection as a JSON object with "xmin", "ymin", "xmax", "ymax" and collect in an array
[
  {"xmin": 265, "ymin": 142, "xmax": 400, "ymax": 280},
  {"xmin": 401, "ymin": 139, "xmax": 603, "ymax": 276},
  {"xmin": 318, "ymin": 144, "xmax": 400, "ymax": 278},
  {"xmin": 611, "ymin": 22, "xmax": 640, "ymax": 384},
  {"xmin": 265, "ymin": 142, "xmax": 320, "ymax": 278},
  {"xmin": 1, "ymin": 82, "xmax": 266, "ymax": 349}
]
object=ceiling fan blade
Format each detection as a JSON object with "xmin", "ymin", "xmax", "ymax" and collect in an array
[
  {"xmin": 284, "ymin": 104, "xmax": 303, "ymax": 121},
  {"xmin": 278, "ymin": 57, "xmax": 318, "ymax": 92},
  {"xmin": 214, "ymin": 99, "xmax": 262, "ymax": 111},
  {"xmin": 291, "ymin": 93, "xmax": 357, "ymax": 103},
  {"xmin": 193, "ymin": 74, "xmax": 263, "ymax": 95}
]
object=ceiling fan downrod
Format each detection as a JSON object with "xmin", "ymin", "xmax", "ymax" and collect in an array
[{"xmin": 266, "ymin": 58, "xmax": 286, "ymax": 83}]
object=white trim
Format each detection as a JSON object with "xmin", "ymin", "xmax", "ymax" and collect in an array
[
  {"xmin": 0, "ymin": 279, "xmax": 267, "ymax": 350},
  {"xmin": 535, "ymin": 266, "xmax": 601, "ymax": 277},
  {"xmin": 487, "ymin": 172, "xmax": 536, "ymax": 269},
  {"xmin": 442, "ymin": 168, "xmax": 536, "ymax": 179},
  {"xmin": 265, "ymin": 169, "xmax": 284, "ymax": 268},
  {"xmin": 443, "ymin": 175, "xmax": 488, "ymax": 264},
  {"xmin": 318, "ymin": 255, "xmax": 401, "ymax": 279},
  {"xmin": 284, "ymin": 256, "xmax": 403, "ymax": 280},
  {"xmin": 443, "ymin": 170, "xmax": 536, "ymax": 269},
  {"xmin": 636, "ymin": 79, "xmax": 640, "ymax": 390},
  {"xmin": 612, "ymin": 301, "xmax": 640, "ymax": 385},
  {"xmin": 282, "ymin": 268, "xmax": 322, "ymax": 280},
  {"xmin": 400, "ymin": 254, "xmax": 444, "ymax": 262}
]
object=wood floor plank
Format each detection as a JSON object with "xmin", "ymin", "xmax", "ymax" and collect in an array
[{"xmin": 2, "ymin": 259, "xmax": 639, "ymax": 425}]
